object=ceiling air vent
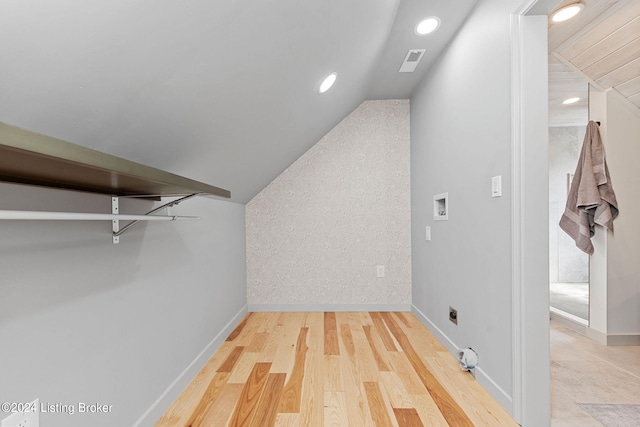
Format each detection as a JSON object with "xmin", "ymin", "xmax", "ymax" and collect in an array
[{"xmin": 399, "ymin": 49, "xmax": 426, "ymax": 73}]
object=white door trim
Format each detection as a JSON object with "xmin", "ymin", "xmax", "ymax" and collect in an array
[
  {"xmin": 510, "ymin": 8, "xmax": 525, "ymax": 420},
  {"xmin": 511, "ymin": 1, "xmax": 551, "ymax": 425}
]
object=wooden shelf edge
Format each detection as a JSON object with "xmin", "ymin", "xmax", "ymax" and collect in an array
[{"xmin": 0, "ymin": 122, "xmax": 231, "ymax": 199}]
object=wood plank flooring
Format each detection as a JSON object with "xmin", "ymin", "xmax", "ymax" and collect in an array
[
  {"xmin": 550, "ymin": 320, "xmax": 640, "ymax": 426},
  {"xmin": 156, "ymin": 312, "xmax": 517, "ymax": 427}
]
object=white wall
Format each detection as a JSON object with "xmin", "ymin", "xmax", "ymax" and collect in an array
[
  {"xmin": 588, "ymin": 89, "xmax": 640, "ymax": 343},
  {"xmin": 0, "ymin": 183, "xmax": 247, "ymax": 427},
  {"xmin": 246, "ymin": 100, "xmax": 411, "ymax": 310},
  {"xmin": 410, "ymin": 0, "xmax": 546, "ymax": 416},
  {"xmin": 519, "ymin": 14, "xmax": 552, "ymax": 426},
  {"xmin": 605, "ymin": 92, "xmax": 640, "ymax": 336},
  {"xmin": 588, "ymin": 86, "xmax": 609, "ymax": 335}
]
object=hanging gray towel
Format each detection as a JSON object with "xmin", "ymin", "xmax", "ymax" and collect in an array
[{"xmin": 559, "ymin": 121, "xmax": 619, "ymax": 255}]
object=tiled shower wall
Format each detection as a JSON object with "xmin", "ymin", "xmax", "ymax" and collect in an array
[{"xmin": 549, "ymin": 126, "xmax": 589, "ymax": 283}]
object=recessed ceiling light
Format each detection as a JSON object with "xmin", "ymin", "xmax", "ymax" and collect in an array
[
  {"xmin": 319, "ymin": 72, "xmax": 337, "ymax": 94},
  {"xmin": 551, "ymin": 2, "xmax": 585, "ymax": 23},
  {"xmin": 562, "ymin": 97, "xmax": 580, "ymax": 105},
  {"xmin": 415, "ymin": 17, "xmax": 440, "ymax": 35}
]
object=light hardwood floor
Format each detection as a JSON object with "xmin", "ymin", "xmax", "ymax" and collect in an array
[{"xmin": 156, "ymin": 312, "xmax": 517, "ymax": 427}]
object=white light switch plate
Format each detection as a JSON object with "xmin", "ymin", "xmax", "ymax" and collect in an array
[
  {"xmin": 425, "ymin": 226, "xmax": 431, "ymax": 241},
  {"xmin": 376, "ymin": 265, "xmax": 385, "ymax": 278},
  {"xmin": 492, "ymin": 176, "xmax": 502, "ymax": 198}
]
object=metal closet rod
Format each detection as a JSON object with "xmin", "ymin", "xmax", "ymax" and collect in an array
[
  {"xmin": 113, "ymin": 193, "xmax": 200, "ymax": 237},
  {"xmin": 0, "ymin": 210, "xmax": 199, "ymax": 221},
  {"xmin": 0, "ymin": 193, "xmax": 203, "ymax": 222}
]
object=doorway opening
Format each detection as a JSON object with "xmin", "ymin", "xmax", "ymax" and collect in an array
[{"xmin": 548, "ymin": 55, "xmax": 589, "ymax": 324}]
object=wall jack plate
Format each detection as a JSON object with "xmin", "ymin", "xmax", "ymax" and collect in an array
[
  {"xmin": 449, "ymin": 307, "xmax": 458, "ymax": 325},
  {"xmin": 1, "ymin": 400, "xmax": 40, "ymax": 427}
]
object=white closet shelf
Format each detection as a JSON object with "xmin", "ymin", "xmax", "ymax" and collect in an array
[{"xmin": 0, "ymin": 122, "xmax": 230, "ymax": 243}]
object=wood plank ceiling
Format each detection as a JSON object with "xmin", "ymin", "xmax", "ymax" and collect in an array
[
  {"xmin": 548, "ymin": 0, "xmax": 640, "ymax": 126},
  {"xmin": 548, "ymin": 53, "xmax": 589, "ymax": 126}
]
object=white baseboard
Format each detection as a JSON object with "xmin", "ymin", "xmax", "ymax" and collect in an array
[
  {"xmin": 586, "ymin": 327, "xmax": 640, "ymax": 346},
  {"xmin": 549, "ymin": 311, "xmax": 640, "ymax": 346},
  {"xmin": 411, "ymin": 304, "xmax": 514, "ymax": 416},
  {"xmin": 550, "ymin": 308, "xmax": 588, "ymax": 335},
  {"xmin": 474, "ymin": 367, "xmax": 513, "ymax": 415},
  {"xmin": 133, "ymin": 304, "xmax": 248, "ymax": 427},
  {"xmin": 410, "ymin": 304, "xmax": 458, "ymax": 353},
  {"xmin": 606, "ymin": 333, "xmax": 640, "ymax": 346},
  {"xmin": 585, "ymin": 327, "xmax": 607, "ymax": 345},
  {"xmin": 248, "ymin": 303, "xmax": 411, "ymax": 312}
]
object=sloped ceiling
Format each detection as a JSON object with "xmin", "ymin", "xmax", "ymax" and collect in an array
[
  {"xmin": 548, "ymin": 54, "xmax": 589, "ymax": 126},
  {"xmin": 549, "ymin": 0, "xmax": 640, "ymax": 126},
  {"xmin": 0, "ymin": 0, "xmax": 477, "ymax": 203}
]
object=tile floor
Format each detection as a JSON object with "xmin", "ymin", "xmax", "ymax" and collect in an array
[
  {"xmin": 550, "ymin": 282, "xmax": 589, "ymax": 321},
  {"xmin": 551, "ymin": 321, "xmax": 640, "ymax": 426}
]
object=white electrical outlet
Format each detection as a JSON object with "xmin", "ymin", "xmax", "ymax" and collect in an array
[
  {"xmin": 1, "ymin": 400, "xmax": 40, "ymax": 427},
  {"xmin": 376, "ymin": 265, "xmax": 385, "ymax": 278}
]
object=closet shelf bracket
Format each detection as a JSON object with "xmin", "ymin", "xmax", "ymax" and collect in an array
[{"xmin": 111, "ymin": 193, "xmax": 201, "ymax": 244}]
